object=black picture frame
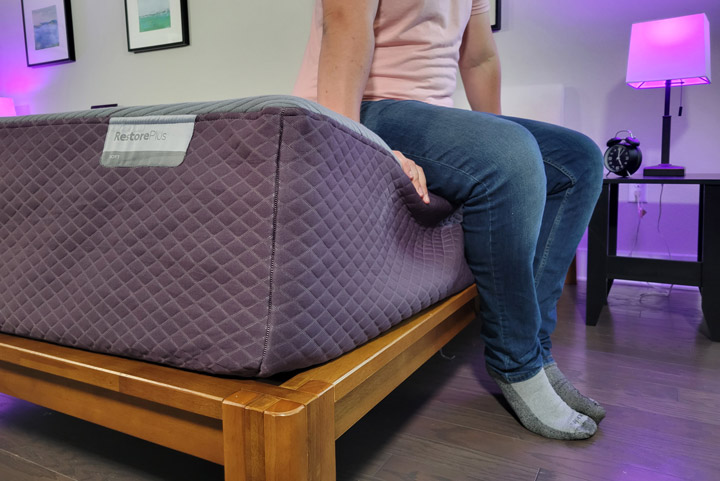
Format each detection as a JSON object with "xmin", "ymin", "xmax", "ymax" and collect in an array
[
  {"xmin": 21, "ymin": 0, "xmax": 75, "ymax": 66},
  {"xmin": 124, "ymin": 0, "xmax": 189, "ymax": 53},
  {"xmin": 491, "ymin": 0, "xmax": 502, "ymax": 32}
]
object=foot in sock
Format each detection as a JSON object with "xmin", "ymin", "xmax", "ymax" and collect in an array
[
  {"xmin": 544, "ymin": 362, "xmax": 606, "ymax": 424},
  {"xmin": 488, "ymin": 367, "xmax": 597, "ymax": 440}
]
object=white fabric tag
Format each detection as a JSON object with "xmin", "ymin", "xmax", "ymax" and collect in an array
[{"xmin": 101, "ymin": 115, "xmax": 196, "ymax": 167}]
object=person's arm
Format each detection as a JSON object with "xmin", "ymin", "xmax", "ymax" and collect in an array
[
  {"xmin": 317, "ymin": 0, "xmax": 379, "ymax": 122},
  {"xmin": 317, "ymin": 0, "xmax": 429, "ymax": 203},
  {"xmin": 459, "ymin": 11, "xmax": 502, "ymax": 114}
]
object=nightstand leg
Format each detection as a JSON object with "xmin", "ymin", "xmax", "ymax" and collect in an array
[
  {"xmin": 586, "ymin": 184, "xmax": 612, "ymax": 326},
  {"xmin": 700, "ymin": 185, "xmax": 720, "ymax": 341}
]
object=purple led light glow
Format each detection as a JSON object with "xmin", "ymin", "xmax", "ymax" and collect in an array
[
  {"xmin": 0, "ymin": 97, "xmax": 16, "ymax": 116},
  {"xmin": 626, "ymin": 13, "xmax": 712, "ymax": 89},
  {"xmin": 629, "ymin": 77, "xmax": 711, "ymax": 89}
]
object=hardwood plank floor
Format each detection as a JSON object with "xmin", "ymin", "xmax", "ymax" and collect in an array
[
  {"xmin": 1, "ymin": 282, "xmax": 718, "ymax": 480},
  {"xmin": 0, "ymin": 449, "xmax": 74, "ymax": 481}
]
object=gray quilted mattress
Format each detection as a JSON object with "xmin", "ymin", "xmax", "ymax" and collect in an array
[{"xmin": 0, "ymin": 96, "xmax": 473, "ymax": 377}]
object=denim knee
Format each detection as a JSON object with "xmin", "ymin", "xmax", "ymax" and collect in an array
[
  {"xmin": 569, "ymin": 131, "xmax": 604, "ymax": 190},
  {"xmin": 552, "ymin": 130, "xmax": 603, "ymax": 194},
  {"xmin": 466, "ymin": 120, "xmax": 547, "ymax": 208}
]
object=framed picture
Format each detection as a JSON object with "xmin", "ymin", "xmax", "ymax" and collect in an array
[
  {"xmin": 490, "ymin": 0, "xmax": 501, "ymax": 32},
  {"xmin": 21, "ymin": 0, "xmax": 75, "ymax": 66},
  {"xmin": 124, "ymin": 0, "xmax": 189, "ymax": 53}
]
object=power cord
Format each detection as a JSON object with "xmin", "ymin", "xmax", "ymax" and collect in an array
[
  {"xmin": 640, "ymin": 183, "xmax": 675, "ymax": 301},
  {"xmin": 628, "ymin": 184, "xmax": 646, "ymax": 257}
]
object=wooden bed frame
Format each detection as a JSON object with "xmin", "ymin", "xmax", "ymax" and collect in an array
[{"xmin": 0, "ymin": 286, "xmax": 476, "ymax": 481}]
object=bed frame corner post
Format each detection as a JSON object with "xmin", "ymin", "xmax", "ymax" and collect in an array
[
  {"xmin": 222, "ymin": 383, "xmax": 336, "ymax": 481},
  {"xmin": 297, "ymin": 380, "xmax": 336, "ymax": 481},
  {"xmin": 222, "ymin": 390, "xmax": 266, "ymax": 481}
]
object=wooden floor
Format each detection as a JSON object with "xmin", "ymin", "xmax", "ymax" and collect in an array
[{"xmin": 1, "ymin": 282, "xmax": 718, "ymax": 481}]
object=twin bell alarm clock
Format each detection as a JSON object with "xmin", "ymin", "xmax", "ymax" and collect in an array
[{"xmin": 603, "ymin": 130, "xmax": 642, "ymax": 177}]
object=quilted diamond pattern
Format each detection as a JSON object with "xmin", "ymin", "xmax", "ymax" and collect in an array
[
  {"xmin": 1, "ymin": 113, "xmax": 280, "ymax": 375},
  {"xmin": 0, "ymin": 103, "xmax": 472, "ymax": 377},
  {"xmin": 261, "ymin": 109, "xmax": 472, "ymax": 376}
]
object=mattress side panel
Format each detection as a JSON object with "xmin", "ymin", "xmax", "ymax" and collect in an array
[
  {"xmin": 260, "ymin": 112, "xmax": 473, "ymax": 376},
  {"xmin": 0, "ymin": 112, "xmax": 280, "ymax": 375}
]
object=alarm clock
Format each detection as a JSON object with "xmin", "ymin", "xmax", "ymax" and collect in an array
[{"xmin": 604, "ymin": 130, "xmax": 642, "ymax": 177}]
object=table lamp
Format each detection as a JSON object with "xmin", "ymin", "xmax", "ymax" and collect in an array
[
  {"xmin": 626, "ymin": 13, "xmax": 712, "ymax": 177},
  {"xmin": 0, "ymin": 97, "xmax": 16, "ymax": 117}
]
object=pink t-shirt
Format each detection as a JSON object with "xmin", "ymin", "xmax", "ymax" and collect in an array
[{"xmin": 293, "ymin": 0, "xmax": 491, "ymax": 108}]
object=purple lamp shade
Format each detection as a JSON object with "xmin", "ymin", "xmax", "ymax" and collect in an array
[
  {"xmin": 626, "ymin": 13, "xmax": 711, "ymax": 89},
  {"xmin": 0, "ymin": 97, "xmax": 16, "ymax": 117}
]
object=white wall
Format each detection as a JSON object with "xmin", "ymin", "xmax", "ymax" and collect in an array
[
  {"xmin": 484, "ymin": 0, "xmax": 720, "ymax": 208},
  {"xmin": 3, "ymin": 0, "xmax": 717, "ymax": 160},
  {"xmin": 477, "ymin": 0, "xmax": 720, "ymax": 277},
  {"xmin": 2, "ymin": 0, "xmax": 719, "ymax": 271},
  {"xmin": 0, "ymin": 0, "xmax": 314, "ymax": 113}
]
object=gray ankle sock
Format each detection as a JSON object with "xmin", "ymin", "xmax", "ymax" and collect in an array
[
  {"xmin": 489, "ymin": 367, "xmax": 597, "ymax": 440},
  {"xmin": 544, "ymin": 362, "xmax": 606, "ymax": 424}
]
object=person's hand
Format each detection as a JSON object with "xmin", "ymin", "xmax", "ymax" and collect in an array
[{"xmin": 393, "ymin": 150, "xmax": 430, "ymax": 204}]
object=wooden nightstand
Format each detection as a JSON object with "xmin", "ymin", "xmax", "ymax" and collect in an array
[{"xmin": 586, "ymin": 174, "xmax": 720, "ymax": 341}]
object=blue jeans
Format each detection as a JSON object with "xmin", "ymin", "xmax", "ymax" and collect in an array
[{"xmin": 360, "ymin": 100, "xmax": 603, "ymax": 382}]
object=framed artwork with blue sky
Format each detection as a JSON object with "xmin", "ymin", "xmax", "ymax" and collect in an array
[
  {"xmin": 21, "ymin": 0, "xmax": 75, "ymax": 66},
  {"xmin": 124, "ymin": 0, "xmax": 189, "ymax": 53}
]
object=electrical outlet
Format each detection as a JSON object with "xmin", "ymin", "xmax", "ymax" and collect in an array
[{"xmin": 628, "ymin": 183, "xmax": 647, "ymax": 203}]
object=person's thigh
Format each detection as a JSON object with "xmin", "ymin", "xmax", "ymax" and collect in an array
[
  {"xmin": 360, "ymin": 100, "xmax": 546, "ymax": 204},
  {"xmin": 497, "ymin": 115, "xmax": 603, "ymax": 199}
]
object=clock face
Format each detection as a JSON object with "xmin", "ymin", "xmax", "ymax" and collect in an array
[{"xmin": 604, "ymin": 144, "xmax": 629, "ymax": 173}]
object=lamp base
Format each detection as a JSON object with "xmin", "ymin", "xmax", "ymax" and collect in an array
[{"xmin": 643, "ymin": 163, "xmax": 685, "ymax": 177}]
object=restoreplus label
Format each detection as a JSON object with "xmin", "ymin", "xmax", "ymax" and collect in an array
[{"xmin": 101, "ymin": 115, "xmax": 196, "ymax": 167}]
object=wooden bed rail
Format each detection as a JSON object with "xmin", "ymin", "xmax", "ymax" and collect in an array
[{"xmin": 0, "ymin": 285, "xmax": 476, "ymax": 480}]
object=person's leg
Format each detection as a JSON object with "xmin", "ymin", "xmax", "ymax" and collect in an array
[
  {"xmin": 362, "ymin": 100, "xmax": 546, "ymax": 379},
  {"xmin": 498, "ymin": 116, "xmax": 603, "ymax": 358},
  {"xmin": 500, "ymin": 116, "xmax": 605, "ymax": 423},
  {"xmin": 361, "ymin": 100, "xmax": 596, "ymax": 439}
]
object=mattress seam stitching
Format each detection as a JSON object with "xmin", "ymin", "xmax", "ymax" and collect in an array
[{"xmin": 258, "ymin": 108, "xmax": 285, "ymax": 375}]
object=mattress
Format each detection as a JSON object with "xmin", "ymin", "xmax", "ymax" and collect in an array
[{"xmin": 0, "ymin": 96, "xmax": 473, "ymax": 377}]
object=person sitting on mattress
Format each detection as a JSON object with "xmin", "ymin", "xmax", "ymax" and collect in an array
[{"xmin": 293, "ymin": 0, "xmax": 605, "ymax": 440}]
